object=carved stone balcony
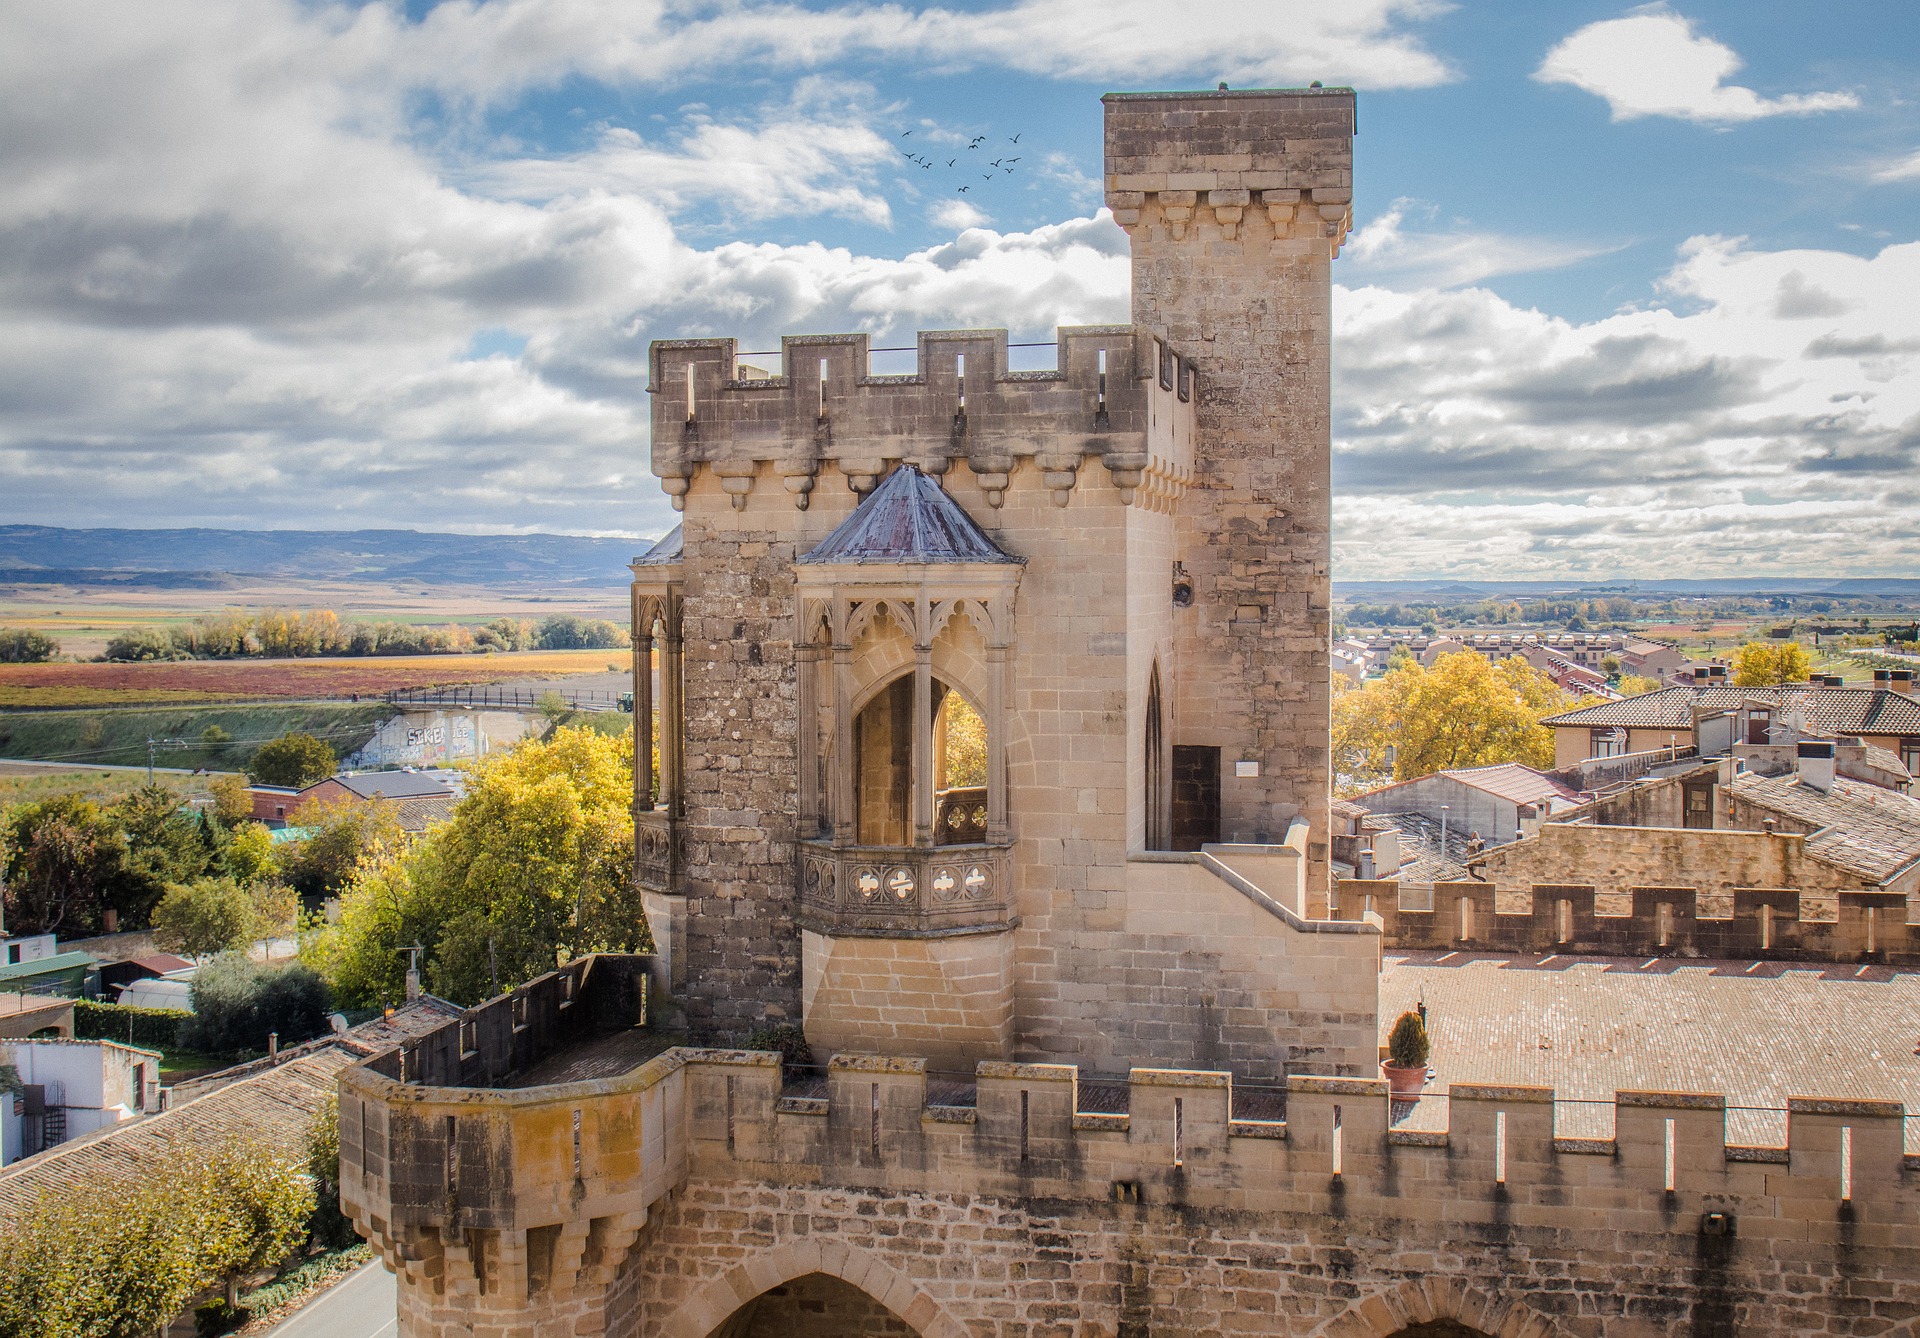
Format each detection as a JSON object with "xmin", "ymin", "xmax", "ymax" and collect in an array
[
  {"xmin": 634, "ymin": 808, "xmax": 681, "ymax": 894},
  {"xmin": 797, "ymin": 838, "xmax": 1015, "ymax": 937}
]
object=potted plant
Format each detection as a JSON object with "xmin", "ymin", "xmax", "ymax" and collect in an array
[{"xmin": 1381, "ymin": 1010, "xmax": 1430, "ymax": 1098}]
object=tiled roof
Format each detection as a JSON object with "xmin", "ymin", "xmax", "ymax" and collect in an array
[
  {"xmin": 1543, "ymin": 684, "xmax": 1920, "ymax": 734},
  {"xmin": 0, "ymin": 1050, "xmax": 351, "ymax": 1217},
  {"xmin": 391, "ymin": 794, "xmax": 458, "ymax": 832},
  {"xmin": 1438, "ymin": 762, "xmax": 1586, "ymax": 807},
  {"xmin": 1859, "ymin": 745, "xmax": 1913, "ymax": 781},
  {"xmin": 633, "ymin": 523, "xmax": 683, "ymax": 566},
  {"xmin": 325, "ymin": 770, "xmax": 457, "ymax": 801},
  {"xmin": 1731, "ymin": 772, "xmax": 1920, "ymax": 884},
  {"xmin": 799, "ymin": 465, "xmax": 1020, "ymax": 566}
]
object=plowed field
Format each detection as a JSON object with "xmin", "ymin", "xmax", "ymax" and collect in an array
[{"xmin": 0, "ymin": 649, "xmax": 623, "ymax": 706}]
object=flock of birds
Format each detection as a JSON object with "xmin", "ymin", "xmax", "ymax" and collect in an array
[{"xmin": 898, "ymin": 128, "xmax": 1025, "ymax": 195}]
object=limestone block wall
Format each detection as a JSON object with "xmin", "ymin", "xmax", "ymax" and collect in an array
[
  {"xmin": 342, "ymin": 1037, "xmax": 1920, "ymax": 1338},
  {"xmin": 1341, "ymin": 824, "xmax": 1919, "ymax": 963},
  {"xmin": 800, "ymin": 928, "xmax": 1015, "ymax": 1070},
  {"xmin": 1106, "ymin": 89, "xmax": 1353, "ymax": 898}
]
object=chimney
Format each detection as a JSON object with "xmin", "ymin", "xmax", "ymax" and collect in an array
[
  {"xmin": 1358, "ymin": 848, "xmax": 1376, "ymax": 879},
  {"xmin": 1892, "ymin": 669, "xmax": 1916, "ymax": 688},
  {"xmin": 1796, "ymin": 740, "xmax": 1836, "ymax": 793},
  {"xmin": 1874, "ymin": 669, "xmax": 1893, "ymax": 685}
]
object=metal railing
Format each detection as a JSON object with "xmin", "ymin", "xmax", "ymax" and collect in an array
[{"xmin": 383, "ymin": 685, "xmax": 628, "ymax": 713}]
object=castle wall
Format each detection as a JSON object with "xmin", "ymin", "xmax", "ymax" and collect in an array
[
  {"xmin": 342, "ymin": 1033, "xmax": 1920, "ymax": 1338},
  {"xmin": 1108, "ymin": 90, "xmax": 1353, "ymax": 896}
]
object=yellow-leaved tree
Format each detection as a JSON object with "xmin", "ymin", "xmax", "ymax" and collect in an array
[
  {"xmin": 306, "ymin": 725, "xmax": 646, "ymax": 1008},
  {"xmin": 1332, "ymin": 651, "xmax": 1583, "ymax": 795},
  {"xmin": 1731, "ymin": 640, "xmax": 1812, "ymax": 686}
]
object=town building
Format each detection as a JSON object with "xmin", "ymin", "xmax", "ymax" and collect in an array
[
  {"xmin": 1541, "ymin": 680, "xmax": 1920, "ymax": 770},
  {"xmin": 249, "ymin": 767, "xmax": 461, "ymax": 829},
  {"xmin": 0, "ymin": 1038, "xmax": 159, "ymax": 1167}
]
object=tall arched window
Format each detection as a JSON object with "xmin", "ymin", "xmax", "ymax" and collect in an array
[
  {"xmin": 1145, "ymin": 664, "xmax": 1168, "ymax": 850},
  {"xmin": 852, "ymin": 675, "xmax": 990, "ymax": 847}
]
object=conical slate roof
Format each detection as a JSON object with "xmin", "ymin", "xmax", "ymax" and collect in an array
[
  {"xmin": 633, "ymin": 524, "xmax": 683, "ymax": 565},
  {"xmin": 799, "ymin": 465, "xmax": 1020, "ymax": 565}
]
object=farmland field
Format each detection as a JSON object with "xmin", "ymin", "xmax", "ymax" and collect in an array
[
  {"xmin": 0, "ymin": 702, "xmax": 395, "ymax": 771},
  {"xmin": 0, "ymin": 764, "xmax": 240, "ymax": 807},
  {"xmin": 0, "ymin": 648, "xmax": 627, "ymax": 706}
]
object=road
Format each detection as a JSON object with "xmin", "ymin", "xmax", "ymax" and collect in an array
[{"xmin": 266, "ymin": 1260, "xmax": 396, "ymax": 1338}]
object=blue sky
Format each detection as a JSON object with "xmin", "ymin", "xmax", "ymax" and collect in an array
[{"xmin": 1, "ymin": 0, "xmax": 1917, "ymax": 576}]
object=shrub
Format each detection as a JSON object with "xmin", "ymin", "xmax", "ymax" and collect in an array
[
  {"xmin": 744, "ymin": 1023, "xmax": 814, "ymax": 1081},
  {"xmin": 183, "ymin": 955, "xmax": 331, "ymax": 1054},
  {"xmin": 0, "ymin": 629, "xmax": 58, "ymax": 663},
  {"xmin": 1387, "ymin": 1010, "xmax": 1430, "ymax": 1069},
  {"xmin": 153, "ymin": 877, "xmax": 256, "ymax": 958},
  {"xmin": 248, "ymin": 732, "xmax": 336, "ymax": 788},
  {"xmin": 73, "ymin": 1000, "xmax": 189, "ymax": 1050},
  {"xmin": 103, "ymin": 626, "xmax": 185, "ymax": 662}
]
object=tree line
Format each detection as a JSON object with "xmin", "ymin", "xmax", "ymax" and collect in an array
[{"xmin": 102, "ymin": 611, "xmax": 625, "ymax": 661}]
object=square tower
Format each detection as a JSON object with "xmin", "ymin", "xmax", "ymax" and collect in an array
[{"xmin": 633, "ymin": 89, "xmax": 1369, "ymax": 1080}]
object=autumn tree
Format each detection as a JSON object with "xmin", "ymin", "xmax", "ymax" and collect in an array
[
  {"xmin": 308, "ymin": 725, "xmax": 645, "ymax": 1008},
  {"xmin": 1332, "ymin": 650, "xmax": 1578, "ymax": 794},
  {"xmin": 249, "ymin": 731, "xmax": 337, "ymax": 788},
  {"xmin": 208, "ymin": 774, "xmax": 253, "ymax": 824},
  {"xmin": 1617, "ymin": 674, "xmax": 1663, "ymax": 697},
  {"xmin": 152, "ymin": 876, "xmax": 256, "ymax": 958},
  {"xmin": 0, "ymin": 796, "xmax": 127, "ymax": 936},
  {"xmin": 278, "ymin": 795, "xmax": 405, "ymax": 898},
  {"xmin": 1732, "ymin": 640, "xmax": 1813, "ymax": 687}
]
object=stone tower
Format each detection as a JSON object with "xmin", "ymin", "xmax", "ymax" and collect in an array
[{"xmin": 631, "ymin": 88, "xmax": 1365, "ymax": 1080}]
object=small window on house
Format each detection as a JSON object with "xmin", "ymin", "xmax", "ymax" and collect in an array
[
  {"xmin": 1591, "ymin": 728, "xmax": 1626, "ymax": 759},
  {"xmin": 1902, "ymin": 738, "xmax": 1920, "ymax": 774},
  {"xmin": 132, "ymin": 1063, "xmax": 146, "ymax": 1112},
  {"xmin": 1746, "ymin": 709, "xmax": 1772, "ymax": 746}
]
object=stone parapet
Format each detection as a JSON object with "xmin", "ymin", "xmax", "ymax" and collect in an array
[
  {"xmin": 649, "ymin": 325, "xmax": 1195, "ymax": 512},
  {"xmin": 342, "ymin": 1033, "xmax": 1920, "ymax": 1335}
]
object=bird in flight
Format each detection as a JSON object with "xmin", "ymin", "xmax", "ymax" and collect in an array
[
  {"xmin": 989, "ymin": 158, "xmax": 1002, "ymax": 168},
  {"xmin": 968, "ymin": 135, "xmax": 985, "ymax": 148},
  {"xmin": 1009, "ymin": 133, "xmax": 1021, "ymax": 143},
  {"xmin": 983, "ymin": 174, "xmax": 994, "ymax": 182},
  {"xmin": 901, "ymin": 129, "xmax": 912, "ymax": 137},
  {"xmin": 1004, "ymin": 157, "xmax": 1020, "ymax": 165},
  {"xmin": 957, "ymin": 185, "xmax": 970, "ymax": 193},
  {"xmin": 947, "ymin": 158, "xmax": 956, "ymax": 167}
]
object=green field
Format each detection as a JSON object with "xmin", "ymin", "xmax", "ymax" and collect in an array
[
  {"xmin": 0, "ymin": 769, "xmax": 238, "ymax": 807},
  {"xmin": 0, "ymin": 701, "xmax": 395, "ymax": 772}
]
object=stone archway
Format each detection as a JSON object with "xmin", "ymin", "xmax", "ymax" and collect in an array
[
  {"xmin": 660, "ymin": 1239, "xmax": 968, "ymax": 1338},
  {"xmin": 1314, "ymin": 1279, "xmax": 1559, "ymax": 1338}
]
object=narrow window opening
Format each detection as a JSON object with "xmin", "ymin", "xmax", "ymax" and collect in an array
[
  {"xmin": 1174, "ymin": 1097, "xmax": 1185, "ymax": 1168},
  {"xmin": 685, "ymin": 362, "xmax": 696, "ymax": 422},
  {"xmin": 1866, "ymin": 906, "xmax": 1878, "ymax": 955},
  {"xmin": 1657, "ymin": 902, "xmax": 1673, "ymax": 948},
  {"xmin": 1760, "ymin": 903, "xmax": 1773, "ymax": 952},
  {"xmin": 1458, "ymin": 897, "xmax": 1474, "ymax": 942},
  {"xmin": 445, "ymin": 1115, "xmax": 458, "ymax": 1202},
  {"xmin": 1019, "ymin": 1089, "xmax": 1030, "ymax": 1162},
  {"xmin": 818, "ymin": 357, "xmax": 829, "ymax": 420},
  {"xmin": 725, "ymin": 1075, "xmax": 736, "ymax": 1155},
  {"xmin": 871, "ymin": 1082, "xmax": 881, "ymax": 1158},
  {"xmin": 1096, "ymin": 347, "xmax": 1108, "ymax": 413},
  {"xmin": 1664, "ymin": 1117, "xmax": 1676, "ymax": 1192},
  {"xmin": 1841, "ymin": 1125, "xmax": 1854, "ymax": 1201},
  {"xmin": 1557, "ymin": 898, "xmax": 1573, "ymax": 944},
  {"xmin": 956, "ymin": 353, "xmax": 967, "ymax": 413},
  {"xmin": 1331, "ymin": 1104, "xmax": 1343, "ymax": 1178},
  {"xmin": 1495, "ymin": 1110, "xmax": 1507, "ymax": 1185},
  {"xmin": 572, "ymin": 1109, "xmax": 583, "ymax": 1179}
]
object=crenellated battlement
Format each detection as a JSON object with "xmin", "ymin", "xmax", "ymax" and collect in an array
[
  {"xmin": 337, "ymin": 957, "xmax": 1920, "ymax": 1335},
  {"xmin": 647, "ymin": 324, "xmax": 1196, "ymax": 511}
]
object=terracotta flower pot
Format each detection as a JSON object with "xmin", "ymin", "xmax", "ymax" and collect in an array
[{"xmin": 1381, "ymin": 1060, "xmax": 1427, "ymax": 1098}]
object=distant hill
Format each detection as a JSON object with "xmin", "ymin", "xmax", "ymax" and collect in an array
[
  {"xmin": 0, "ymin": 526, "xmax": 657, "ymax": 590},
  {"xmin": 1336, "ymin": 577, "xmax": 1920, "ymax": 603}
]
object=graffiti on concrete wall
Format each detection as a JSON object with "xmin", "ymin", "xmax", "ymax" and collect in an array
[{"xmin": 347, "ymin": 709, "xmax": 537, "ymax": 769}]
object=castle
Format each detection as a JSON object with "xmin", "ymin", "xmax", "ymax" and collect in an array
[{"xmin": 338, "ymin": 89, "xmax": 1920, "ymax": 1336}]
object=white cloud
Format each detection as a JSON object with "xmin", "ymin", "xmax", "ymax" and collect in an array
[
  {"xmin": 1343, "ymin": 199, "xmax": 1620, "ymax": 290},
  {"xmin": 931, "ymin": 200, "xmax": 990, "ymax": 230},
  {"xmin": 373, "ymin": 0, "xmax": 1454, "ymax": 104},
  {"xmin": 1870, "ymin": 149, "xmax": 1920, "ymax": 184},
  {"xmin": 1535, "ymin": 9, "xmax": 1859, "ymax": 124},
  {"xmin": 1332, "ymin": 235, "xmax": 1920, "ymax": 577}
]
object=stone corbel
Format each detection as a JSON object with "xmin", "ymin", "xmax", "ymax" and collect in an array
[
  {"xmin": 654, "ymin": 462, "xmax": 694, "ymax": 512},
  {"xmin": 1310, "ymin": 187, "xmax": 1353, "ymax": 257},
  {"xmin": 1106, "ymin": 191, "xmax": 1145, "ymax": 231},
  {"xmin": 967, "ymin": 445, "xmax": 1015, "ymax": 509},
  {"xmin": 1208, "ymin": 188, "xmax": 1250, "ymax": 240},
  {"xmin": 1102, "ymin": 446, "xmax": 1149, "ymax": 506},
  {"xmin": 841, "ymin": 456, "xmax": 885, "ymax": 495},
  {"xmin": 1262, "ymin": 189, "xmax": 1301, "ymax": 241},
  {"xmin": 1036, "ymin": 448, "xmax": 1079, "ymax": 507},
  {"xmin": 1156, "ymin": 190, "xmax": 1197, "ymax": 240},
  {"xmin": 782, "ymin": 465, "xmax": 818, "ymax": 511},
  {"xmin": 712, "ymin": 460, "xmax": 757, "ymax": 511}
]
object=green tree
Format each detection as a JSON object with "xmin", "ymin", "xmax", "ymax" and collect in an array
[
  {"xmin": 102, "ymin": 626, "xmax": 184, "ymax": 662},
  {"xmin": 249, "ymin": 732, "xmax": 337, "ymax": 788},
  {"xmin": 222, "ymin": 819, "xmax": 279, "ymax": 885},
  {"xmin": 111, "ymin": 785, "xmax": 216, "ymax": 928},
  {"xmin": 278, "ymin": 795, "xmax": 406, "ymax": 899},
  {"xmin": 1332, "ymin": 651, "xmax": 1577, "ymax": 794},
  {"xmin": 0, "ymin": 629, "xmax": 58, "ymax": 663},
  {"xmin": 309, "ymin": 725, "xmax": 645, "ymax": 1008},
  {"xmin": 183, "ymin": 955, "xmax": 332, "ymax": 1053},
  {"xmin": 208, "ymin": 773, "xmax": 253, "ymax": 824},
  {"xmin": 1732, "ymin": 640, "xmax": 1813, "ymax": 687},
  {"xmin": 151, "ymin": 876, "xmax": 256, "ymax": 958},
  {"xmin": 1617, "ymin": 674, "xmax": 1662, "ymax": 697},
  {"xmin": 199, "ymin": 1139, "xmax": 316, "ymax": 1307},
  {"xmin": 305, "ymin": 1095, "xmax": 357, "ymax": 1248},
  {"xmin": 1, "ymin": 795, "xmax": 127, "ymax": 936}
]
